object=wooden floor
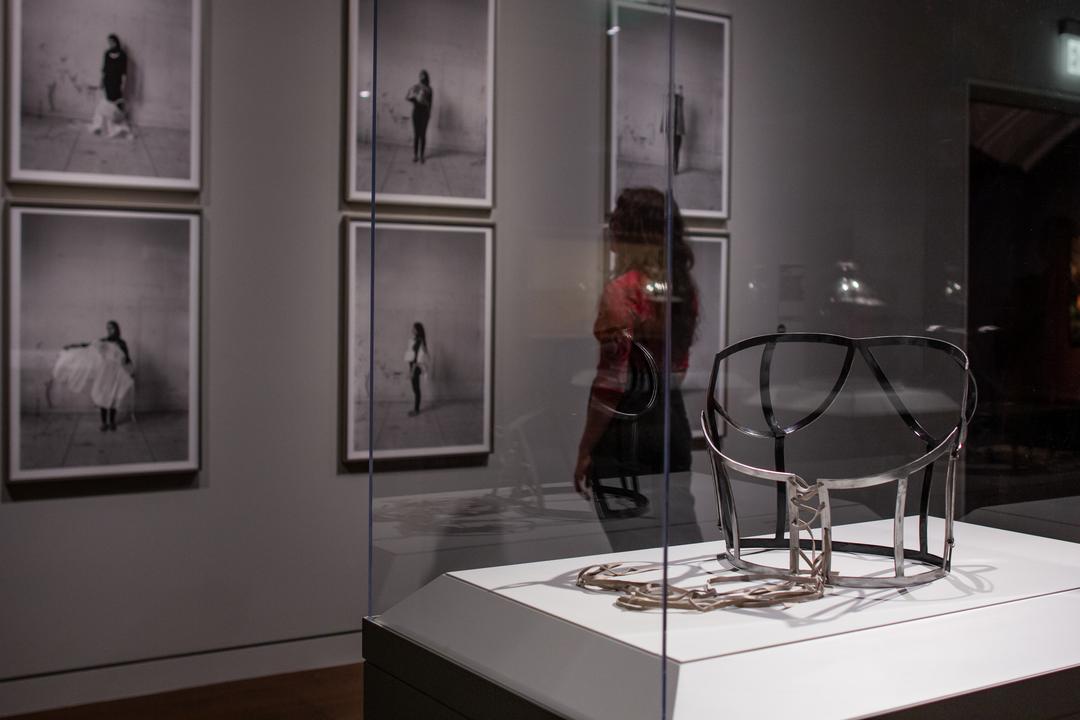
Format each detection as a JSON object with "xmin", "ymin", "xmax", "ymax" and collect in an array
[{"xmin": 9, "ymin": 664, "xmax": 363, "ymax": 720}]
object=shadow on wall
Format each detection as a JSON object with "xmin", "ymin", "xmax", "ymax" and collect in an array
[{"xmin": 38, "ymin": 52, "xmax": 146, "ymax": 125}]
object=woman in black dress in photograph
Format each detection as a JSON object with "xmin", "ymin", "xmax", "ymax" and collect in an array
[{"xmin": 406, "ymin": 70, "xmax": 433, "ymax": 163}]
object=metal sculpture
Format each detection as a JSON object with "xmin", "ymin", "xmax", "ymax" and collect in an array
[{"xmin": 576, "ymin": 333, "xmax": 976, "ymax": 611}]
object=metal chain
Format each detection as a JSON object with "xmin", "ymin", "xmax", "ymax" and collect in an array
[{"xmin": 576, "ymin": 480, "xmax": 826, "ymax": 611}]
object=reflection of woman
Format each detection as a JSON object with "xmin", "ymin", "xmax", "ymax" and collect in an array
[
  {"xmin": 405, "ymin": 70, "xmax": 433, "ymax": 163},
  {"xmin": 404, "ymin": 322, "xmax": 430, "ymax": 416},
  {"xmin": 575, "ymin": 188, "xmax": 701, "ymax": 550},
  {"xmin": 53, "ymin": 320, "xmax": 133, "ymax": 431}
]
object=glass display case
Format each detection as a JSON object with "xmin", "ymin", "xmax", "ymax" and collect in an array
[{"xmin": 355, "ymin": 2, "xmax": 1080, "ymax": 718}]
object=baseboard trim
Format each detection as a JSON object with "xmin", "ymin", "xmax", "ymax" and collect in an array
[{"xmin": 0, "ymin": 631, "xmax": 363, "ymax": 717}]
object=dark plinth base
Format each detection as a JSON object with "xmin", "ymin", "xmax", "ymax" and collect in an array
[
  {"xmin": 363, "ymin": 616, "xmax": 1080, "ymax": 720},
  {"xmin": 877, "ymin": 666, "xmax": 1080, "ymax": 720},
  {"xmin": 362, "ymin": 617, "xmax": 566, "ymax": 720}
]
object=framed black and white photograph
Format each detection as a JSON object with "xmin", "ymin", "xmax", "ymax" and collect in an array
[
  {"xmin": 685, "ymin": 234, "xmax": 728, "ymax": 438},
  {"xmin": 348, "ymin": 0, "xmax": 494, "ymax": 207},
  {"xmin": 347, "ymin": 221, "xmax": 493, "ymax": 462},
  {"xmin": 8, "ymin": 0, "xmax": 202, "ymax": 189},
  {"xmin": 8, "ymin": 207, "xmax": 200, "ymax": 481},
  {"xmin": 599, "ymin": 229, "xmax": 727, "ymax": 439},
  {"xmin": 609, "ymin": 1, "xmax": 731, "ymax": 219}
]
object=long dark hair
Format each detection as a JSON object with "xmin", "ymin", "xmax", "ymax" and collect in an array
[
  {"xmin": 609, "ymin": 187, "xmax": 698, "ymax": 347},
  {"xmin": 412, "ymin": 322, "xmax": 427, "ymax": 352}
]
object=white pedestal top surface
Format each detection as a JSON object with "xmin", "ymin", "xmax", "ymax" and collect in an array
[{"xmin": 377, "ymin": 519, "xmax": 1080, "ymax": 719}]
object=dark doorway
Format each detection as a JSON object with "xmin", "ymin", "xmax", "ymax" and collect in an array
[{"xmin": 963, "ymin": 87, "xmax": 1080, "ymax": 541}]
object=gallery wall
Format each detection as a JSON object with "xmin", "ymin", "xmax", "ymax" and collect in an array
[
  {"xmin": 355, "ymin": 0, "xmax": 489, "ymax": 153},
  {"xmin": 17, "ymin": 213, "xmax": 191, "ymax": 413},
  {"xmin": 20, "ymin": 0, "xmax": 193, "ymax": 129},
  {"xmin": 1, "ymin": 1, "xmax": 364, "ymax": 715},
  {"xmin": 4, "ymin": 0, "xmax": 1080, "ymax": 715}
]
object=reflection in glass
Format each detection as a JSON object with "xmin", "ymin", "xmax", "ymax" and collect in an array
[
  {"xmin": 575, "ymin": 188, "xmax": 703, "ymax": 551},
  {"xmin": 965, "ymin": 95, "xmax": 1080, "ymax": 543},
  {"xmin": 829, "ymin": 260, "xmax": 884, "ymax": 307},
  {"xmin": 610, "ymin": 2, "xmax": 730, "ymax": 218}
]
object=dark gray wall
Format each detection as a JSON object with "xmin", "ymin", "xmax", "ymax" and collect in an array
[{"xmin": 4, "ymin": 0, "xmax": 1080, "ymax": 714}]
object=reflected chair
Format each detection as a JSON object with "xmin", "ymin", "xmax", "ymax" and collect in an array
[
  {"xmin": 701, "ymin": 333, "xmax": 977, "ymax": 589},
  {"xmin": 588, "ymin": 333, "xmax": 659, "ymax": 520}
]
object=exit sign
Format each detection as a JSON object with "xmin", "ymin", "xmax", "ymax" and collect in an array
[{"xmin": 1068, "ymin": 36, "xmax": 1080, "ymax": 76}]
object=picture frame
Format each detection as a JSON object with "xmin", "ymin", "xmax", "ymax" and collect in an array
[
  {"xmin": 601, "ymin": 230, "xmax": 728, "ymax": 440},
  {"xmin": 609, "ymin": 1, "xmax": 731, "ymax": 219},
  {"xmin": 7, "ymin": 0, "xmax": 202, "ymax": 190},
  {"xmin": 346, "ymin": 220, "xmax": 494, "ymax": 462},
  {"xmin": 347, "ymin": 0, "xmax": 495, "ymax": 208},
  {"xmin": 685, "ymin": 233, "xmax": 729, "ymax": 439},
  {"xmin": 8, "ymin": 206, "xmax": 201, "ymax": 481}
]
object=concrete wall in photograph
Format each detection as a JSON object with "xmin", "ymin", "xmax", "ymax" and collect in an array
[
  {"xmin": 354, "ymin": 227, "xmax": 487, "ymax": 402},
  {"xmin": 355, "ymin": 0, "xmax": 488, "ymax": 153},
  {"xmin": 616, "ymin": 6, "xmax": 727, "ymax": 170},
  {"xmin": 18, "ymin": 213, "xmax": 191, "ymax": 413},
  {"xmin": 20, "ymin": 0, "xmax": 193, "ymax": 129}
]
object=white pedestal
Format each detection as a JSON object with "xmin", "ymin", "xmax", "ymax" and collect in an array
[{"xmin": 373, "ymin": 519, "xmax": 1080, "ymax": 719}]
